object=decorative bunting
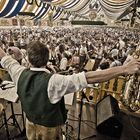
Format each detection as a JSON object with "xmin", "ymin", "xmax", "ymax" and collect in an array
[
  {"xmin": 0, "ymin": 0, "xmax": 17, "ymax": 17},
  {"xmin": 52, "ymin": 0, "xmax": 69, "ymax": 6},
  {"xmin": 53, "ymin": 8, "xmax": 63, "ymax": 20},
  {"xmin": 5, "ymin": 0, "xmax": 26, "ymax": 18},
  {"xmin": 34, "ymin": 0, "xmax": 42, "ymax": 7},
  {"xmin": 99, "ymin": 0, "xmax": 135, "ymax": 19},
  {"xmin": 63, "ymin": 0, "xmax": 80, "ymax": 9},
  {"xmin": 35, "ymin": 4, "xmax": 50, "ymax": 19},
  {"xmin": 0, "ymin": 0, "xmax": 7, "ymax": 11},
  {"xmin": 32, "ymin": 2, "xmax": 46, "ymax": 19},
  {"xmin": 0, "ymin": 0, "xmax": 138, "ymax": 21}
]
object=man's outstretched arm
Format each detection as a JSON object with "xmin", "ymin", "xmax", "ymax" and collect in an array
[{"xmin": 85, "ymin": 58, "xmax": 140, "ymax": 84}]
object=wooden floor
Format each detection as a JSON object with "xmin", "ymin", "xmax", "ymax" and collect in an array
[{"xmin": 0, "ymin": 99, "xmax": 140, "ymax": 140}]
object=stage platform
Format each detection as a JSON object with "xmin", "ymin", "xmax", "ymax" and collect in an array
[{"xmin": 0, "ymin": 100, "xmax": 139, "ymax": 140}]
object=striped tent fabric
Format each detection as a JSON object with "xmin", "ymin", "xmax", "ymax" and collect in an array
[
  {"xmin": 0, "ymin": 0, "xmax": 137, "ymax": 21},
  {"xmin": 0, "ymin": 0, "xmax": 18, "ymax": 17},
  {"xmin": 5, "ymin": 0, "xmax": 26, "ymax": 18},
  {"xmin": 99, "ymin": 0, "xmax": 135, "ymax": 20}
]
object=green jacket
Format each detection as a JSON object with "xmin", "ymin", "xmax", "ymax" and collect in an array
[{"xmin": 17, "ymin": 69, "xmax": 67, "ymax": 127}]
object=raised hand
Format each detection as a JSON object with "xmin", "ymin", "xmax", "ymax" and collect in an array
[{"xmin": 123, "ymin": 58, "xmax": 140, "ymax": 75}]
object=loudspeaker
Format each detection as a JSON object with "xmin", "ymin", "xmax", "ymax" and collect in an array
[{"xmin": 96, "ymin": 95, "xmax": 123, "ymax": 138}]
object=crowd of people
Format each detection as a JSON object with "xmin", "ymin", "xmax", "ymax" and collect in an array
[
  {"xmin": 0, "ymin": 26, "xmax": 140, "ymax": 140},
  {"xmin": 0, "ymin": 26, "xmax": 140, "ymax": 74}
]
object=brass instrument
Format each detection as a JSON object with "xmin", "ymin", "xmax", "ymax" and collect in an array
[{"xmin": 121, "ymin": 50, "xmax": 140, "ymax": 112}]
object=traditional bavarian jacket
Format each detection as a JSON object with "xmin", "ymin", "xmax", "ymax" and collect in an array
[{"xmin": 17, "ymin": 69, "xmax": 67, "ymax": 127}]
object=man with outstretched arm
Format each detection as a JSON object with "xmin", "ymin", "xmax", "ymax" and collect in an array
[{"xmin": 0, "ymin": 41, "xmax": 140, "ymax": 140}]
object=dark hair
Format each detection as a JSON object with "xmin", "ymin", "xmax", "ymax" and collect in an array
[
  {"xmin": 27, "ymin": 41, "xmax": 49, "ymax": 67},
  {"xmin": 9, "ymin": 42, "xmax": 14, "ymax": 47},
  {"xmin": 100, "ymin": 62, "xmax": 109, "ymax": 70},
  {"xmin": 63, "ymin": 52, "xmax": 69, "ymax": 59},
  {"xmin": 59, "ymin": 44, "xmax": 65, "ymax": 54}
]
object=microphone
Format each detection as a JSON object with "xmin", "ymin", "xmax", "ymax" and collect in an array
[{"xmin": 81, "ymin": 88, "xmax": 89, "ymax": 102}]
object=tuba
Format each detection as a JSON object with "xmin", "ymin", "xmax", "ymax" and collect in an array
[{"xmin": 121, "ymin": 49, "xmax": 140, "ymax": 112}]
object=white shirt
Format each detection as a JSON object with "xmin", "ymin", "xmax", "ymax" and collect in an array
[
  {"xmin": 119, "ymin": 39, "xmax": 125, "ymax": 49},
  {"xmin": 110, "ymin": 49, "xmax": 119, "ymax": 57},
  {"xmin": 79, "ymin": 46, "xmax": 87, "ymax": 56},
  {"xmin": 1, "ymin": 56, "xmax": 87, "ymax": 104},
  {"xmin": 110, "ymin": 60, "xmax": 122, "ymax": 67},
  {"xmin": 59, "ymin": 57, "xmax": 68, "ymax": 71}
]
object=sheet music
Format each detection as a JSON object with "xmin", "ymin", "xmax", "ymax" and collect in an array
[{"xmin": 0, "ymin": 81, "xmax": 18, "ymax": 103}]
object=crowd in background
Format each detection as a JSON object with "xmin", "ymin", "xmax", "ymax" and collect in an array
[{"xmin": 0, "ymin": 26, "xmax": 140, "ymax": 75}]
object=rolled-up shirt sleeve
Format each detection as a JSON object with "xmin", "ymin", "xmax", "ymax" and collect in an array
[
  {"xmin": 1, "ymin": 56, "xmax": 25, "ymax": 86},
  {"xmin": 48, "ymin": 72, "xmax": 88, "ymax": 104}
]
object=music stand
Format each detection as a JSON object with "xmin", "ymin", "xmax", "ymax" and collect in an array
[
  {"xmin": 77, "ymin": 89, "xmax": 96, "ymax": 140},
  {"xmin": 77, "ymin": 90, "xmax": 89, "ymax": 140},
  {"xmin": 0, "ymin": 81, "xmax": 26, "ymax": 139},
  {"xmin": 64, "ymin": 93, "xmax": 75, "ymax": 140}
]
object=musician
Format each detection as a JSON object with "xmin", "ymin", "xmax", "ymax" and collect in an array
[{"xmin": 0, "ymin": 41, "xmax": 140, "ymax": 140}]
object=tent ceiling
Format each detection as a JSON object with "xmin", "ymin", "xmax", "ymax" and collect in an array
[{"xmin": 0, "ymin": 0, "xmax": 139, "ymax": 22}]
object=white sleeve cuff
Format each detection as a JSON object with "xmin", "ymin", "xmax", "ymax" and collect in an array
[
  {"xmin": 1, "ymin": 56, "xmax": 12, "ymax": 68},
  {"xmin": 78, "ymin": 72, "xmax": 88, "ymax": 88}
]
